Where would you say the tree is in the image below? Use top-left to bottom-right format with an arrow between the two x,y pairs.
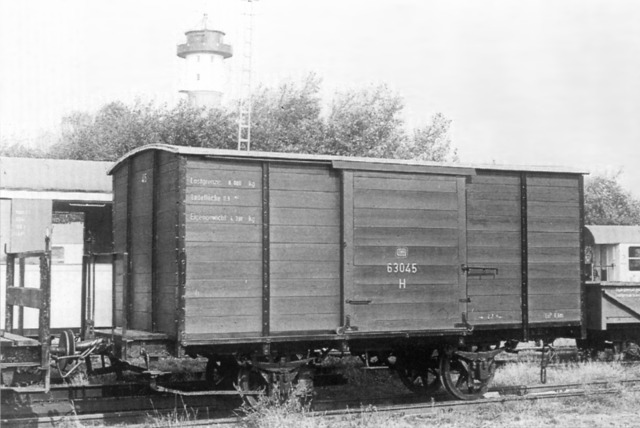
157,102 -> 236,150
395,113 -> 458,162
51,102 -> 153,160
50,100 -> 236,161
249,73 -> 324,153
322,84 -> 406,158
6,74 -> 456,163
584,173 -> 640,225
0,141 -> 47,158
1,131 -> 58,159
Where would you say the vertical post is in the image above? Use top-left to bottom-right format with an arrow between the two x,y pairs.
151,151 -> 159,332
91,254 -> 96,337
520,172 -> 529,341
5,253 -> 15,332
18,257 -> 25,336
261,162 -> 270,337
125,159 -> 134,334
121,252 -> 129,339
340,171 -> 354,327
111,253 -> 117,340
81,254 -> 89,339
578,175 -> 587,340
174,156 -> 187,353
39,243 -> 51,391
456,177 -> 468,324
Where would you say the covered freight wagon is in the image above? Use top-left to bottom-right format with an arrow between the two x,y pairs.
102,144 -> 586,400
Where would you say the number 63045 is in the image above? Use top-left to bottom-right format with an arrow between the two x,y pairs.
386,263 -> 418,274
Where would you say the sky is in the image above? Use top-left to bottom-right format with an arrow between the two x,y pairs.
1,0 -> 639,195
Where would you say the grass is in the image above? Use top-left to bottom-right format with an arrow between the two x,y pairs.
236,359 -> 640,428
46,356 -> 640,427
493,360 -> 640,387
238,395 -> 414,428
235,389 -> 640,428
145,401 -> 199,428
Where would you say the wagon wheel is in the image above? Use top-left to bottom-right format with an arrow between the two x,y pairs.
393,353 -> 440,395
439,350 -> 495,400
56,329 -> 76,375
205,356 -> 237,390
237,367 -> 268,407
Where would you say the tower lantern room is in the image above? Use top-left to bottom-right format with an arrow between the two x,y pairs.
177,15 -> 233,108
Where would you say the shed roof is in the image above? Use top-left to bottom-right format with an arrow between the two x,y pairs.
585,225 -> 640,244
108,144 -> 589,176
0,156 -> 112,193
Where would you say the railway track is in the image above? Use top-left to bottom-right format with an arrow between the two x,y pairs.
4,378 -> 640,427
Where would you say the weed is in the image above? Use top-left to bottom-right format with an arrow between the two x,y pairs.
145,400 -> 198,428
493,360 -> 633,388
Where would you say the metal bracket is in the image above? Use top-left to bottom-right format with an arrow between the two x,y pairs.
461,264 -> 499,279
539,344 -> 556,384
453,312 -> 474,332
336,315 -> 359,334
346,299 -> 372,305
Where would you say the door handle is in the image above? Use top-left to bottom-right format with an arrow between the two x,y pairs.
346,299 -> 372,305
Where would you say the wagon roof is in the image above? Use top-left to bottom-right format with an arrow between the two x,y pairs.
585,225 -> 640,244
108,144 -> 588,175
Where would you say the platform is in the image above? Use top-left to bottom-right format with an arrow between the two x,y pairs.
586,282 -> 640,330
1,331 -> 40,348
94,328 -> 171,360
1,331 -> 46,389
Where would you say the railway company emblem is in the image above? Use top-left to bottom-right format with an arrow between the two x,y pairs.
396,247 -> 408,258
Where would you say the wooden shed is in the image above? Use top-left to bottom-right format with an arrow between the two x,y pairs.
108,145 -> 585,351
0,156 -> 113,332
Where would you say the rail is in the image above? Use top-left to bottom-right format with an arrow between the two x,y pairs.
4,378 -> 640,427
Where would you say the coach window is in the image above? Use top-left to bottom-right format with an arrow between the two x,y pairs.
630,247 -> 640,271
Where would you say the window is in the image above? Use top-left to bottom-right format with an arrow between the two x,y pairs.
630,247 -> 640,271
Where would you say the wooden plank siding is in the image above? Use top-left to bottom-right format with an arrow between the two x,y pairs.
112,166 -> 128,327
527,174 -> 582,324
154,151 -> 179,336
465,172 -> 522,325
128,151 -> 155,331
183,159 -> 263,336
346,172 -> 465,332
110,147 -> 587,347
268,165 -> 341,333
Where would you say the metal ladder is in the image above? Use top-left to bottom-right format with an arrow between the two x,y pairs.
237,0 -> 256,151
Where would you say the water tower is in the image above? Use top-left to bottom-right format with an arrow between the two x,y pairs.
177,15 -> 233,108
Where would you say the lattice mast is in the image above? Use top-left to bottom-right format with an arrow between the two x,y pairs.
237,0 -> 256,151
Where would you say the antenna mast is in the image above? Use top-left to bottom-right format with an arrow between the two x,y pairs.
237,0 -> 256,151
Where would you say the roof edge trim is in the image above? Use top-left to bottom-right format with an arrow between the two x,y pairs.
108,144 -> 589,176
332,160 -> 476,176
